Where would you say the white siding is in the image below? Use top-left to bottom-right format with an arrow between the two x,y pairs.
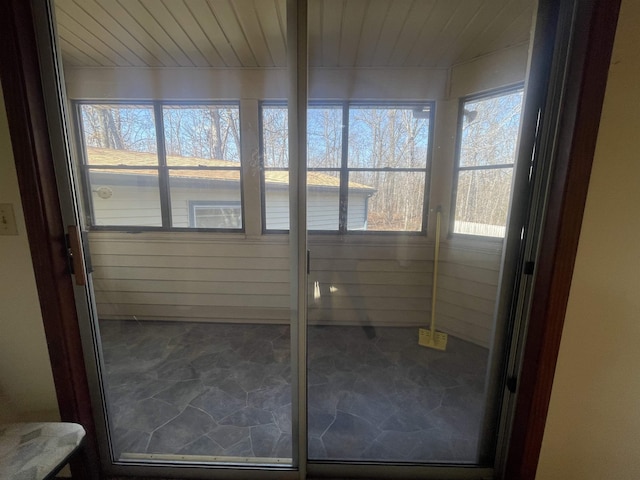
265,189 -> 368,231
89,232 -> 502,347
91,185 -> 162,227
90,233 -> 291,324
90,182 -> 368,230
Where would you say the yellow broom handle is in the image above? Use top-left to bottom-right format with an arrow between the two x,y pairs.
430,208 -> 441,334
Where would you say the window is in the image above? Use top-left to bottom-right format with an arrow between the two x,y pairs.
189,201 -> 242,229
260,102 -> 434,232
76,102 -> 242,230
452,87 -> 525,237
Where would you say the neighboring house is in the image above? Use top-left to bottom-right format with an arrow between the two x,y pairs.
83,147 -> 376,231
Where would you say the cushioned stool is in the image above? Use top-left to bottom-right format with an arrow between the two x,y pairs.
0,423 -> 86,480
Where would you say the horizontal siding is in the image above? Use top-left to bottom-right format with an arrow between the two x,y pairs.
89,232 -> 503,347
95,291 -> 288,308
90,238 -> 290,258
91,185 -> 162,226
89,182 -> 366,230
347,195 -> 367,230
96,304 -> 289,322
93,265 -> 290,283
94,278 -> 288,296
265,190 -> 368,230
434,243 -> 501,346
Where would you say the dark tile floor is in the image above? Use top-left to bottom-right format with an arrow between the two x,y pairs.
100,320 -> 489,464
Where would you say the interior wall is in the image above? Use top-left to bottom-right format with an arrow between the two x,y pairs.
536,0 -> 640,477
0,80 -> 60,422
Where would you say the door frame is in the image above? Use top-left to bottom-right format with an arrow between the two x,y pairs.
0,0 -> 621,478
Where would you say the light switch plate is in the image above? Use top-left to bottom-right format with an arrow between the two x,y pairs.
0,204 -> 18,235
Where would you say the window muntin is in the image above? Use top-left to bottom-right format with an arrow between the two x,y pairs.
261,102 -> 433,233
77,102 -> 242,231
452,87 -> 524,238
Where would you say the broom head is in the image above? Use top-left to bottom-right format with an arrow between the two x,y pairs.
418,328 -> 448,351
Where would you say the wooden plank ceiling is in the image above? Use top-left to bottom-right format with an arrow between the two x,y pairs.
54,0 -> 534,69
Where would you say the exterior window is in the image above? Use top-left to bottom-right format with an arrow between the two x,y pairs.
77,102 -> 242,230
260,102 -> 433,232
189,201 -> 242,229
452,87 -> 524,237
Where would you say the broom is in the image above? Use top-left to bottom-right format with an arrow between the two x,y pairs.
419,206 -> 448,351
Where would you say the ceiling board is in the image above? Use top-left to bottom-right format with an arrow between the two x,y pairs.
184,0 -> 243,67
209,0 -> 259,66
55,0 -> 535,70
163,0 -> 226,67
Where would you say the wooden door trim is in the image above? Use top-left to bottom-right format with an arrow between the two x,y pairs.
0,0 -> 99,478
503,0 -> 621,478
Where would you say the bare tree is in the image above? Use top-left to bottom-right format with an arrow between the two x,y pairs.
455,90 -> 523,233
81,105 -> 157,153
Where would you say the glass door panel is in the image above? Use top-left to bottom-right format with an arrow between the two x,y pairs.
306,0 -> 533,464
47,0 -> 539,473
53,0 -> 292,466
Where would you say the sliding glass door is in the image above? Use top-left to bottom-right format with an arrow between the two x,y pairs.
35,0 -> 541,477
51,0 -> 297,469
304,0 -> 531,468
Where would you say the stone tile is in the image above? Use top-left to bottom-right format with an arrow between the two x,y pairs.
190,387 -> 247,422
273,433 -> 292,458
219,407 -> 274,427
321,411 -> 381,459
379,409 -> 432,432
336,390 -> 393,426
361,439 -> 406,461
441,385 -> 485,415
272,404 -> 292,433
177,434 -> 224,456
449,435 -> 478,462
429,406 -> 482,439
250,424 -> 280,457
308,409 -> 335,437
308,437 -> 327,459
111,428 -> 150,458
218,379 -> 248,400
147,406 -> 216,454
102,321 -> 489,463
248,384 -> 291,411
375,430 -> 430,459
407,428 -> 456,462
153,379 -> 209,410
189,352 -> 223,371
386,388 -> 444,420
155,359 -> 199,382
226,362 -> 268,391
223,437 -> 254,457
113,397 -> 180,433
208,425 -> 250,449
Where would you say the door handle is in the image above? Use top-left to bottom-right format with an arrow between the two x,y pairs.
67,225 -> 87,286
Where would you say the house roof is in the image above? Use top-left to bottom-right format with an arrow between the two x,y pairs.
85,147 -> 375,192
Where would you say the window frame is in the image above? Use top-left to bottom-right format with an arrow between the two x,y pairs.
259,100 -> 435,235
73,100 -> 245,233
450,84 -> 525,240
